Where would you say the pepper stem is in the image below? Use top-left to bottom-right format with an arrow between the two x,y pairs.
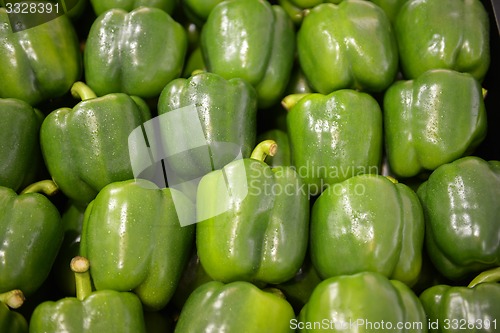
71,81 -> 97,101
468,267 -> 500,288
281,93 -> 309,111
250,140 -> 277,163
385,176 -> 399,184
0,290 -> 25,309
71,256 -> 92,301
20,180 -> 59,196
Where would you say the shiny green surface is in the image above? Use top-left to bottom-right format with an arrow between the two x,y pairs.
158,72 -> 257,181
196,155 -> 309,285
40,82 -> 151,206
201,0 -> 295,108
84,7 -> 187,98
297,0 -> 398,93
175,281 -> 295,333
286,90 -> 382,194
311,174 -> 425,286
0,8 -> 81,106
0,98 -> 44,192
80,179 -> 195,310
420,268 -> 500,333
395,0 -> 490,80
384,69 -> 487,178
0,185 -> 63,296
29,290 -> 146,333
417,157 -> 500,281
0,302 -> 27,333
299,272 -> 427,332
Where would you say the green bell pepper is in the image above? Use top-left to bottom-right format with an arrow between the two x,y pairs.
0,180 -> 63,297
311,174 -> 425,286
297,0 -> 398,94
0,98 -> 44,192
157,71 -> 257,182
84,7 -> 187,98
0,7 -> 82,106
417,156 -> 500,281
201,0 -> 295,108
29,256 -> 147,333
384,69 -> 487,178
420,267 -> 500,332
196,140 -> 310,285
80,179 -> 195,310
0,290 -> 28,333
175,281 -> 296,333
40,81 -> 151,206
395,0 -> 490,81
89,0 -> 178,16
284,90 -> 382,195
297,272 -> 428,332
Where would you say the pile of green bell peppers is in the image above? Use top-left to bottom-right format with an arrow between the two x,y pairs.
0,0 -> 498,331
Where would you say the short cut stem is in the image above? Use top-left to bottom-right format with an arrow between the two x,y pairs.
71,256 -> 92,301
0,290 -> 25,309
71,81 -> 98,101
21,180 -> 59,196
250,140 -> 277,163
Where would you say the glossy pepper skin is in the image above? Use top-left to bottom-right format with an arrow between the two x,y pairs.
311,174 -> 425,286
420,268 -> 500,333
201,0 -> 295,108
40,82 -> 151,206
80,179 -> 195,310
0,181 -> 63,296
157,71 -> 257,181
395,0 -> 490,81
30,257 -> 147,333
0,290 -> 28,333
175,281 -> 295,333
297,272 -> 428,332
384,69 -> 487,178
84,7 -> 187,98
0,8 -> 81,106
90,0 -> 178,16
285,90 -> 382,195
297,0 -> 398,94
417,156 -> 500,281
196,141 -> 309,285
0,98 -> 44,192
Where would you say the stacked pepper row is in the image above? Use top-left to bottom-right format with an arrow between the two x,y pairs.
0,0 -> 499,332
